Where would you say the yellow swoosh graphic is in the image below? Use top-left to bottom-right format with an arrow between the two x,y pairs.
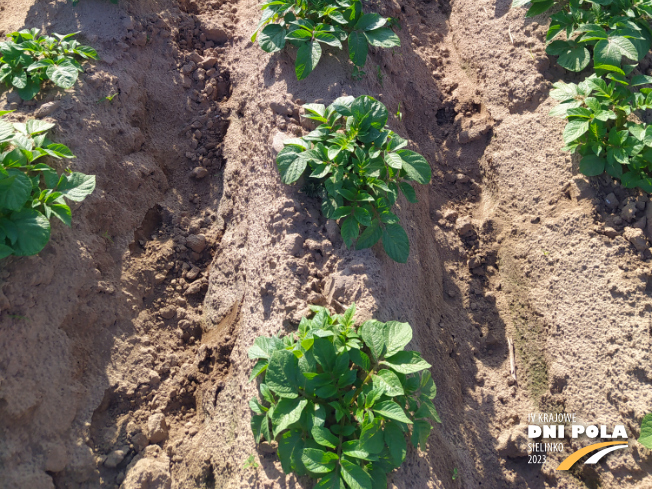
556,441 -> 628,470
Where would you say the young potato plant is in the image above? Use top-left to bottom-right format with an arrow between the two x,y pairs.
640,413 -> 652,449
0,28 -> 97,100
276,95 -> 432,263
252,0 -> 400,80
513,0 -> 652,74
248,304 -> 441,489
0,112 -> 96,258
550,73 -> 652,190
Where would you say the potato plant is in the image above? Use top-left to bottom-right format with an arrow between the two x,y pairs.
0,113 -> 96,258
0,29 -> 97,100
276,95 -> 432,263
248,304 -> 441,489
512,0 -> 652,191
252,0 -> 400,80
514,0 -> 651,74
640,413 -> 652,449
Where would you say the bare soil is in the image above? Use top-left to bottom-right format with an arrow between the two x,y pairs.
0,0 -> 651,488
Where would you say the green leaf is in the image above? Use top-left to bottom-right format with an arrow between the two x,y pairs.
556,43 -> 590,72
0,170 -> 32,211
16,80 -> 40,101
314,31 -> 342,48
356,218 -> 382,250
411,419 -> 431,450
296,40 -> 322,80
563,120 -> 590,144
364,28 -> 400,48
415,396 -> 441,423
382,223 -> 410,263
359,320 -> 386,361
26,119 -> 54,135
595,37 -> 638,67
311,425 -> 339,449
55,172 -> 95,202
11,70 -> 27,89
249,359 -> 268,381
301,448 -> 338,474
355,13 -> 386,31
348,30 -> 368,67
353,206 -> 372,226
385,152 -> 402,169
9,208 -> 50,256
46,60 -> 79,89
383,321 -> 413,357
313,336 -> 337,371
248,336 -> 284,360
579,154 -> 606,176
277,147 -> 306,184
278,429 -> 306,475
373,400 -> 413,424
396,150 -> 431,184
525,0 -> 554,17
384,421 -> 407,467
340,459 -> 373,489
271,397 -> 308,436
315,472 -> 346,489
259,24 -> 286,52
341,215 -> 359,248
266,349 -> 300,398
511,0 -> 531,6
360,418 -> 384,454
639,413 -> 652,449
49,203 -> 72,226
368,463 -> 388,489
0,243 -> 14,259
373,369 -> 404,396
342,440 -> 377,460
399,182 -> 417,203
43,143 -> 74,158
251,414 -> 265,443
381,351 -> 431,374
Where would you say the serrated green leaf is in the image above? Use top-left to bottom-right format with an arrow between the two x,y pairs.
381,351 -> 431,374
272,397 -> 308,436
381,223 -> 409,263
341,459 -> 373,489
373,400 -> 412,424
302,448 -> 338,474
383,321 -> 412,357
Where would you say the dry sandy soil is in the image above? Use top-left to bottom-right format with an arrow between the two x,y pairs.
0,0 -> 651,488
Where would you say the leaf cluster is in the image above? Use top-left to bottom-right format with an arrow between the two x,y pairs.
640,412 -> 652,449
248,304 -> 440,489
512,0 -> 652,190
276,95 -> 432,263
252,0 -> 400,80
0,112 -> 96,258
514,0 -> 652,74
550,74 -> 652,189
0,28 -> 97,101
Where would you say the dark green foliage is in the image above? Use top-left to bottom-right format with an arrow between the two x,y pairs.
0,29 -> 97,100
512,0 -> 652,191
276,95 -> 432,263
252,0 -> 400,80
0,113 -> 96,258
248,304 -> 441,489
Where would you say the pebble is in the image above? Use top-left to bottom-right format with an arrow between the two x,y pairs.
443,209 -> 458,222
605,192 -> 619,210
104,449 -> 127,469
186,267 -> 201,281
191,167 -> 208,179
624,227 -> 649,251
146,413 -> 169,443
160,306 -> 176,319
186,234 -> 206,253
621,202 -> 638,222
35,101 -> 61,118
603,227 -> 619,239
